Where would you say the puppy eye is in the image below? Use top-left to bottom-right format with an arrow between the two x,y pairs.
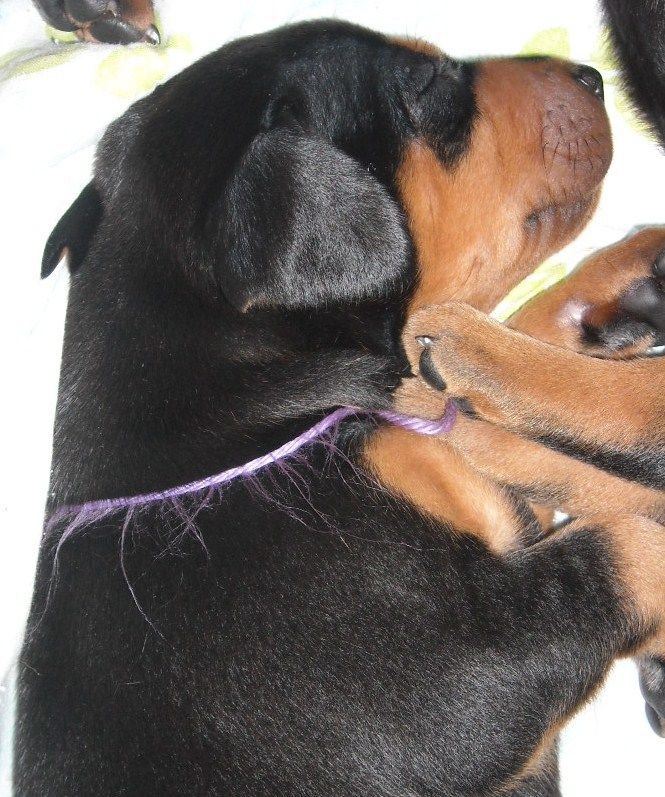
406,60 -> 437,96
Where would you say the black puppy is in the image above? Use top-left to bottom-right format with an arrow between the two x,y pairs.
15,12 -> 661,797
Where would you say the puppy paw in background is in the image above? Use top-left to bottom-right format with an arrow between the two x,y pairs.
33,0 -> 159,45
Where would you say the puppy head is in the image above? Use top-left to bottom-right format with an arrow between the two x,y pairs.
400,55 -> 612,312
44,21 -> 611,341
84,22 -> 437,314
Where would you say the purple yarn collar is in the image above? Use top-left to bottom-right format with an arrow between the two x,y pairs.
47,403 -> 457,527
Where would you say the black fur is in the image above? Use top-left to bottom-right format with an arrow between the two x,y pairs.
41,182 -> 103,278
603,0 -> 665,145
14,16 -> 659,797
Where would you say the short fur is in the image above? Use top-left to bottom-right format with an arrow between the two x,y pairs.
15,6 -> 665,796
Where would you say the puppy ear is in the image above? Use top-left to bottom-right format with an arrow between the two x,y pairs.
210,128 -> 410,310
42,182 -> 103,279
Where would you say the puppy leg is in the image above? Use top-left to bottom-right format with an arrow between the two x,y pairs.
399,302 -> 665,489
478,512 -> 665,792
448,415 -> 665,521
399,308 -> 665,739
441,230 -> 665,516
510,236 -> 665,737
508,226 -> 665,358
511,512 -> 665,657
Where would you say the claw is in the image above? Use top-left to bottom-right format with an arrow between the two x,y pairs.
142,23 -> 160,45
418,347 -> 447,392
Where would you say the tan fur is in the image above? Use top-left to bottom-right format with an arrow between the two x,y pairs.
399,58 -> 610,314
449,415 -> 665,521
364,425 -> 521,554
509,226 -> 665,357
398,302 -> 663,449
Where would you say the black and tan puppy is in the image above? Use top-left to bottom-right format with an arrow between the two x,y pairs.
15,9 -> 660,797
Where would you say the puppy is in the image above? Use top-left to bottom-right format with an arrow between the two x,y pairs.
16,13 -> 648,797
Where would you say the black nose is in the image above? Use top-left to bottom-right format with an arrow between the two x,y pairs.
572,64 -> 604,100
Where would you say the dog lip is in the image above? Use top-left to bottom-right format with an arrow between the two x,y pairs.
524,192 -> 593,233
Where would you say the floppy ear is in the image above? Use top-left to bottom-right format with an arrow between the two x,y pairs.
210,128 -> 410,310
42,182 -> 103,279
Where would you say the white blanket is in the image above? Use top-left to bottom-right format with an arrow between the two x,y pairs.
2,1 -> 664,793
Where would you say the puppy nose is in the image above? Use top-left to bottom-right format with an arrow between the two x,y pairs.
572,64 -> 604,100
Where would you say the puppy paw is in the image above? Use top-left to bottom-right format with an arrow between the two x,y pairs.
638,656 -> 665,738
35,0 -> 159,45
509,227 -> 665,358
397,303 -> 518,425
582,250 -> 665,356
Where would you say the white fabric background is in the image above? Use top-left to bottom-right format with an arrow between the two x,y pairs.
1,0 -> 664,793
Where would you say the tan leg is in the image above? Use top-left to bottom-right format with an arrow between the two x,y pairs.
398,302 -> 665,488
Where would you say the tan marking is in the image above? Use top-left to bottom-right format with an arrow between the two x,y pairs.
449,416 -> 665,521
398,302 -> 663,452
509,226 -> 665,357
364,425 -> 522,554
397,58 -> 610,313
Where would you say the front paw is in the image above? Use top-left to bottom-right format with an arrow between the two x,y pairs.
638,656 -> 665,738
533,227 -> 665,358
34,0 -> 159,45
508,227 -> 665,358
397,303 -> 513,424
582,259 -> 665,356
